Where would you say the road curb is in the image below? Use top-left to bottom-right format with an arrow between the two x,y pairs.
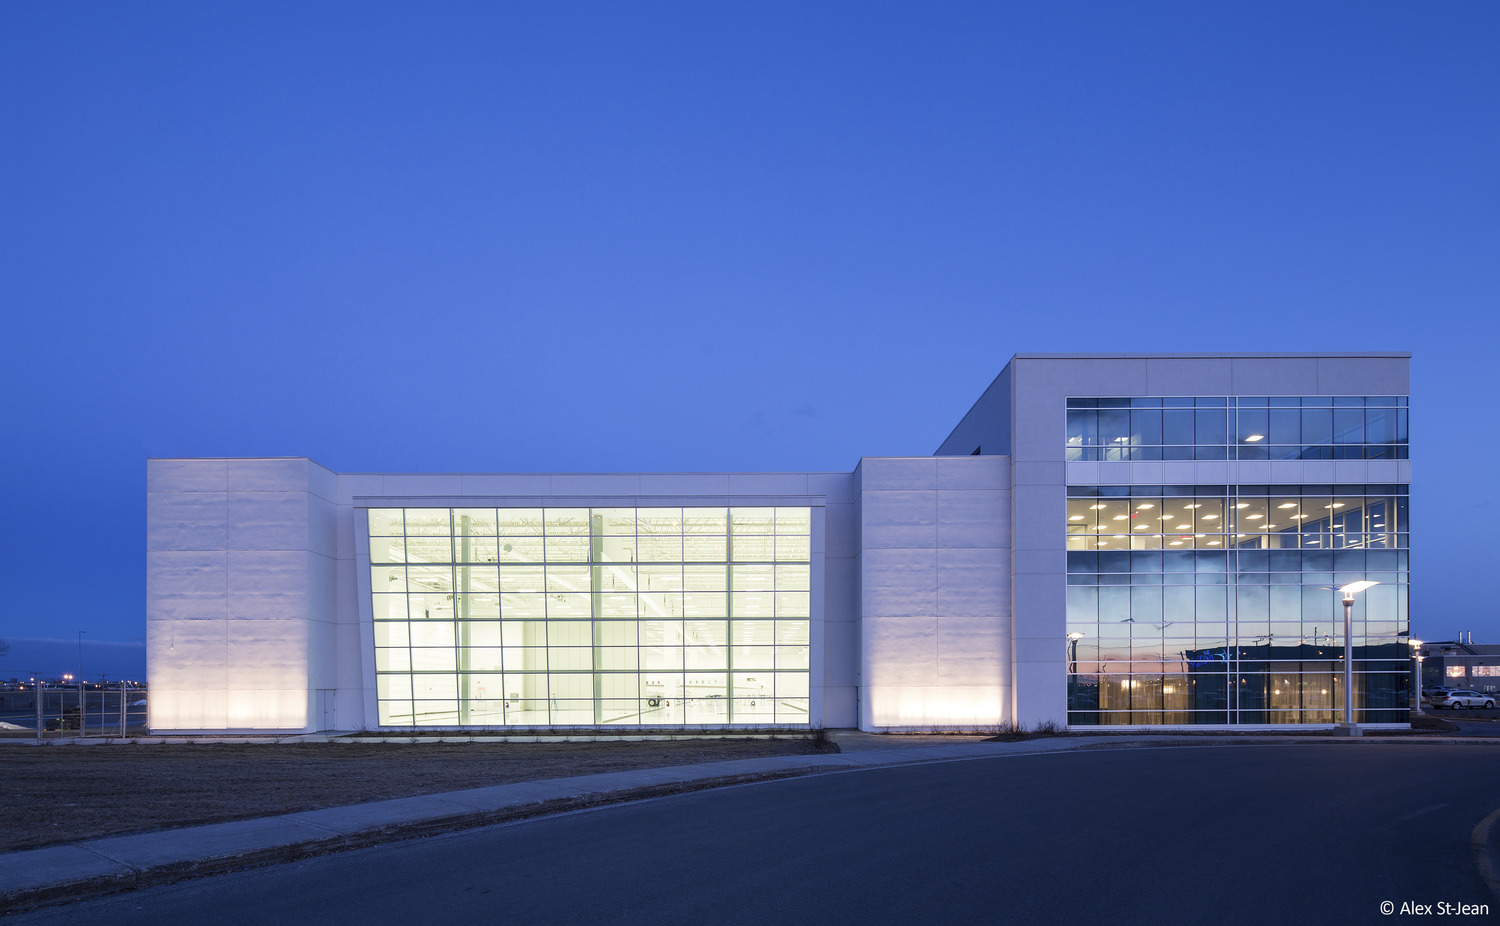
0,764 -> 838,915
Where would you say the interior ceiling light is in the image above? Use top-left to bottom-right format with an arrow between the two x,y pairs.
1134,524 -> 1148,530
1247,514 -> 1264,520
1113,515 -> 1129,521
1160,514 -> 1174,520
1244,434 -> 1264,442
1090,504 -> 1107,510
1069,515 -> 1085,521
1208,541 -> 1222,546
1202,514 -> 1219,520
1278,503 -> 1298,509
1185,504 -> 1201,509
1169,541 -> 1184,546
1176,524 -> 1190,529
1235,503 -> 1249,509
1325,503 -> 1346,509
1136,503 -> 1154,510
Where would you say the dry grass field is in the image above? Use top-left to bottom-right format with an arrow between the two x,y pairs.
0,738 -> 836,852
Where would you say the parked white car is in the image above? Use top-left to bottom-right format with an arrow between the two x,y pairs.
1430,689 -> 1496,710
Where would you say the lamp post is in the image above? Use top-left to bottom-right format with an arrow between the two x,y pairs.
1067,632 -> 1084,711
1410,639 -> 1424,715
77,630 -> 85,738
1335,581 -> 1379,736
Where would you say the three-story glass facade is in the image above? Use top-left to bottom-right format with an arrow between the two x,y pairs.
1063,395 -> 1410,726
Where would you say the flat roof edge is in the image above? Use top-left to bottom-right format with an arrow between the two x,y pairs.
1010,352 -> 1412,359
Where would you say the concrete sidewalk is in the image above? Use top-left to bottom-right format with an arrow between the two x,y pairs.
5,732 -> 1499,914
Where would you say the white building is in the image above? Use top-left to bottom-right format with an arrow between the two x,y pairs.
146,352 -> 1411,734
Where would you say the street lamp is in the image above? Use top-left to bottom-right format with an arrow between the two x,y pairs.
1335,580 -> 1379,736
1410,639 -> 1424,714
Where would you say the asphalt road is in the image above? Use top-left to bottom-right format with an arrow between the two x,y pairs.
9,744 -> 1498,925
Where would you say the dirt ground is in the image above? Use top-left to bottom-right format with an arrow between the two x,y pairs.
0,738 -> 837,853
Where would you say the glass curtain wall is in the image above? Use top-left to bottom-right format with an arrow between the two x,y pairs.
368,507 -> 812,727
1065,484 -> 1409,726
1066,396 -> 1408,462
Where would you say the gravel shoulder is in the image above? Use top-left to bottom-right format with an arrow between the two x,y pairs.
0,738 -> 836,853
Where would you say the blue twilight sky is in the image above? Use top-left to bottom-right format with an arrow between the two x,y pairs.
2,2 -> 1497,679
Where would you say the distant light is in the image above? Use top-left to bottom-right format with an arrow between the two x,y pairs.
1244,434 -> 1265,442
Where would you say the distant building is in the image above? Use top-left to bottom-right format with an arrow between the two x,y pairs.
147,352 -> 1410,733
1419,641 -> 1500,694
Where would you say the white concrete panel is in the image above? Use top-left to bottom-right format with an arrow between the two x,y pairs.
936,490 -> 1009,549
340,474 -> 385,500
1334,461 -> 1369,483
858,458 -> 937,491
308,551 -> 337,622
859,548 -> 938,618
823,556 -> 858,622
308,496 -> 338,559
227,689 -> 308,731
148,459 -> 228,493
859,491 -> 938,549
227,492 -> 309,552
821,686 -> 857,728
226,551 -> 308,620
1012,487 -> 1063,552
1065,461 -> 1099,484
1316,356 -> 1409,395
1230,357 -> 1319,395
1014,462 -> 1063,486
638,473 -> 732,495
1195,462 -> 1229,484
1145,357 -> 1233,396
1014,548 -> 1065,575
1397,461 -> 1412,483
382,474 -> 466,496
1012,661 -> 1066,727
147,493 -> 228,551
334,620 -> 368,703
1015,635 -> 1067,665
146,618 -> 227,689
308,461 -> 338,502
1161,462 -> 1196,485
335,506 -> 359,561
1013,573 -> 1066,638
822,620 -> 859,687
227,623 -> 308,691
935,548 -> 1008,618
725,473 -> 810,495
457,474 -> 552,495
308,616 -> 336,692
149,691 -> 229,731
148,551 -> 229,602
227,459 -> 309,493
1368,460 -> 1400,483
935,457 -> 1008,490
1096,462 -> 1132,484
147,596 -> 230,621
862,616 -> 938,686
866,685 -> 1003,728
824,503 -> 858,557
936,617 -> 1006,685
808,472 -> 857,504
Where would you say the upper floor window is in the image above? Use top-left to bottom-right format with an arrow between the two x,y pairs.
1066,396 -> 1408,461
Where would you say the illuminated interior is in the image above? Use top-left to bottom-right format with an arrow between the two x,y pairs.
368,506 -> 812,727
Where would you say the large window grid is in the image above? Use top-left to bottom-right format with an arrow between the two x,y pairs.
369,507 -> 813,727
1065,485 -> 1409,726
1066,396 -> 1408,461
1065,483 -> 1408,551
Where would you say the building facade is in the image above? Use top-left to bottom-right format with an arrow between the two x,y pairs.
146,352 -> 1410,734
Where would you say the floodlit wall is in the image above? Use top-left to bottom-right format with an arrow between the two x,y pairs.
856,456 -> 1011,730
146,458 -> 338,733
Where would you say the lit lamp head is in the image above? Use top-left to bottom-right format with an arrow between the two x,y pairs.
1339,580 -> 1379,604
1067,632 -> 1085,641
